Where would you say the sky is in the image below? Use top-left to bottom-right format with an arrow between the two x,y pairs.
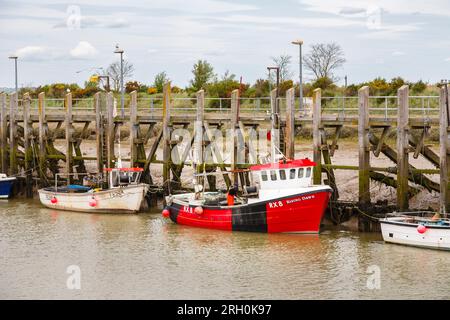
0,0 -> 449,89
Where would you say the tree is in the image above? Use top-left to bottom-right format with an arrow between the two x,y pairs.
271,55 -> 293,82
125,81 -> 140,93
153,71 -> 169,93
106,60 -> 134,91
303,43 -> 346,81
190,60 -> 215,91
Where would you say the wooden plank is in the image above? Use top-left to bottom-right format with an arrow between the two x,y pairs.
94,92 -> 103,172
0,93 -> 7,173
129,91 -> 138,167
106,92 -> 115,167
312,88 -> 322,184
38,92 -> 48,181
162,82 -> 171,195
440,85 -> 450,215
65,92 -> 73,184
397,85 -> 409,211
285,87 -> 295,159
270,88 -> 279,162
9,92 -> 17,176
194,90 -> 205,187
230,89 -> 239,187
23,93 -> 33,197
358,86 -> 370,205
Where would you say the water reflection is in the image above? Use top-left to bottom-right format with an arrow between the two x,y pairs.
0,200 -> 449,299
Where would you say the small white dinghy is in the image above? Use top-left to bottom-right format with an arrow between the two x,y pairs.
380,212 -> 450,250
38,168 -> 149,214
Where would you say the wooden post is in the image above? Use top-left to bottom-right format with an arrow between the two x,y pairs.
65,92 -> 73,184
397,85 -> 409,211
106,92 -> 115,168
94,92 -> 103,172
162,82 -> 171,195
23,93 -> 33,197
312,88 -> 322,184
9,92 -> 17,176
285,87 -> 295,159
440,85 -> 450,215
195,90 -> 204,185
38,92 -> 47,182
0,93 -> 7,173
358,86 -> 370,206
230,89 -> 239,187
270,89 -> 279,162
129,91 -> 138,167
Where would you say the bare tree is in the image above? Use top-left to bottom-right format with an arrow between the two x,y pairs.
271,55 -> 293,82
106,60 -> 135,91
303,43 -> 345,81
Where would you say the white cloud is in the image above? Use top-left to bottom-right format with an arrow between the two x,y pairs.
392,51 -> 406,56
300,0 -> 450,17
445,57 -> 450,62
14,46 -> 51,60
69,41 -> 98,59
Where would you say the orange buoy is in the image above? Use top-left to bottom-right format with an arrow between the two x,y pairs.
417,224 -> 427,234
194,206 -> 203,215
162,208 -> 170,218
89,198 -> 97,207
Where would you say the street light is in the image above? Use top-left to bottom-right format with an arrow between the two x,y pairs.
267,66 -> 280,97
114,44 -> 125,119
291,39 -> 303,113
8,55 -> 18,95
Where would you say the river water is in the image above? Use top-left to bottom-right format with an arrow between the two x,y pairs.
0,199 -> 449,300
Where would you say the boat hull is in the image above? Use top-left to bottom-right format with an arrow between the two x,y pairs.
0,177 -> 16,199
38,184 -> 149,213
167,189 -> 331,233
380,218 -> 450,250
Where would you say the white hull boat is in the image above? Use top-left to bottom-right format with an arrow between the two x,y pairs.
380,214 -> 450,251
38,167 -> 149,214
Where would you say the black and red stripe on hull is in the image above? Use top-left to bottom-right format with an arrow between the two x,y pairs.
168,189 -> 331,233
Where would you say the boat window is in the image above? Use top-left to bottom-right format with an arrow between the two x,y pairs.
289,168 -> 296,179
298,168 -> 304,178
306,167 -> 312,177
261,171 -> 268,181
270,170 -> 277,181
279,169 -> 286,180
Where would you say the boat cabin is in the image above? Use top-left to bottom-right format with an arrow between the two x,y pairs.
250,158 -> 315,192
103,167 -> 143,188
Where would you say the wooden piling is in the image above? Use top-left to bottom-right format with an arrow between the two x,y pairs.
230,89 -> 240,187
106,92 -> 115,168
162,82 -> 171,195
440,86 -> 450,215
312,88 -> 322,185
270,89 -> 279,162
65,92 -> 73,184
23,93 -> 33,197
195,90 -> 204,185
94,92 -> 103,172
129,91 -> 138,167
0,93 -> 7,173
9,92 -> 17,176
285,87 -> 295,159
397,85 -> 409,211
38,92 -> 47,182
358,86 -> 370,206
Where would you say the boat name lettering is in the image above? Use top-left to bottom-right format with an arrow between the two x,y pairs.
110,190 -> 125,198
183,206 -> 194,214
286,195 -> 315,204
268,201 -> 283,208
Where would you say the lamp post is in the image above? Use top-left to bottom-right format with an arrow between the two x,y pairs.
8,55 -> 18,95
291,39 -> 303,113
114,44 -> 125,119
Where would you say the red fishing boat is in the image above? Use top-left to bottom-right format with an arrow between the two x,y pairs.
163,158 -> 332,233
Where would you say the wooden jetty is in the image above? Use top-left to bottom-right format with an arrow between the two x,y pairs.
0,83 -> 449,231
